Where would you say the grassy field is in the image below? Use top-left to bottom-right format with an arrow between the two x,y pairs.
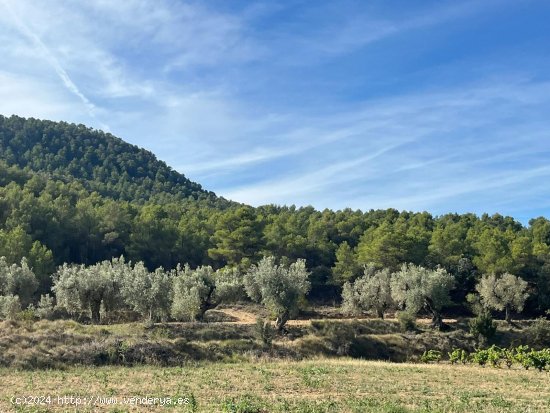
1,359 -> 549,412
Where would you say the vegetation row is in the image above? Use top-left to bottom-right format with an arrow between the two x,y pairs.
0,253 -> 539,333
422,345 -> 550,372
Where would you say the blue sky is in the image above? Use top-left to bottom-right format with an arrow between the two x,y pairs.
1,0 -> 550,222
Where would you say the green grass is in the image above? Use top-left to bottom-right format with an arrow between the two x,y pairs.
1,359 -> 549,412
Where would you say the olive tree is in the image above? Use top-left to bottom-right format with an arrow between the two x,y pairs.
35,294 -> 55,320
0,257 -> 38,308
171,264 -> 247,321
121,262 -> 172,322
52,257 -> 127,323
0,295 -> 21,320
341,265 -> 392,318
171,265 -> 215,321
391,263 -> 455,329
476,272 -> 529,323
212,267 -> 246,304
244,256 -> 310,331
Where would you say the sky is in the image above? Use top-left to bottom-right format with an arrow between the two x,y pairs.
1,0 -> 550,223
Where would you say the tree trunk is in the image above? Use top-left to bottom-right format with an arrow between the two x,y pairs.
377,308 -> 385,319
197,287 -> 216,321
275,311 -> 289,333
505,305 -> 512,324
425,298 -> 443,330
430,312 -> 443,330
90,301 -> 101,324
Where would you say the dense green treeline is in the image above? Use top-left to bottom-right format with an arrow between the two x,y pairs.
1,115 -> 550,317
2,159 -> 550,315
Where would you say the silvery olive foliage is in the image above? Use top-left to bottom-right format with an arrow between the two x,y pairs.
390,263 -> 455,328
51,255 -> 248,324
476,272 -> 529,323
341,264 -> 393,318
0,294 -> 21,320
212,267 -> 246,304
120,262 -> 172,322
53,257 -> 129,323
244,256 -> 310,331
35,294 -> 55,320
0,257 -> 38,308
171,264 -> 215,321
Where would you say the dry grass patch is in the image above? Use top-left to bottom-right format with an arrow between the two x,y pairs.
0,359 -> 549,412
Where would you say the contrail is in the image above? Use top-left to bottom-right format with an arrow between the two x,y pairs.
1,0 -> 105,125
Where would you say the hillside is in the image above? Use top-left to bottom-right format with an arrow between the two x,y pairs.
1,115 -> 550,319
0,115 -> 214,203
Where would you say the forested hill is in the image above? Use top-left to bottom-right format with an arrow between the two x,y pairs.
0,115 -> 214,203
2,115 -> 550,317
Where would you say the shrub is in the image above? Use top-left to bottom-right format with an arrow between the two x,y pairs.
500,348 -> 515,368
448,348 -> 468,364
528,349 -> 550,372
17,307 -> 36,323
445,345 -> 550,372
470,348 -> 490,366
469,311 -> 496,344
254,318 -> 275,348
526,317 -> 550,347
513,345 -> 532,370
0,295 -> 21,320
397,311 -> 416,332
486,345 -> 502,367
0,257 -> 38,308
512,346 -> 550,371
420,350 -> 442,363
36,294 -> 55,320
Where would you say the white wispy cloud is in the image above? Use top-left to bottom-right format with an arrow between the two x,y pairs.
0,0 -> 548,220
220,77 -> 550,210
0,0 -> 99,120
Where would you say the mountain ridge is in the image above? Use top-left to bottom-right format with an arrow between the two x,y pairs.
0,114 -> 219,204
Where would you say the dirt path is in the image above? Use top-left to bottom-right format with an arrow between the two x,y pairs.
213,307 -> 457,326
216,308 -> 456,326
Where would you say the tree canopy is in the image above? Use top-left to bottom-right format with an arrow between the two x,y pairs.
1,115 -> 550,320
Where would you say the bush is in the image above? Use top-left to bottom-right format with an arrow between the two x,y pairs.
512,345 -> 550,371
254,318 -> 275,348
36,294 -> 55,320
397,311 -> 416,332
420,350 -> 441,363
469,311 -> 496,344
513,345 -> 532,369
526,317 -> 550,347
448,348 -> 468,364
527,348 -> 550,372
17,308 -> 36,322
0,295 -> 22,320
486,345 -> 503,367
470,348 -> 490,366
